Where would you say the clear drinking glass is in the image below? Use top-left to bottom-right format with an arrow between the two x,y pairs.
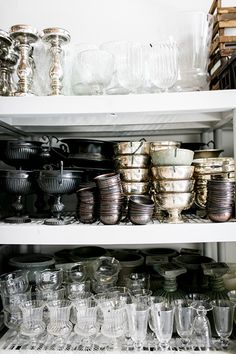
100,41 -> 144,94
0,270 -> 29,296
126,302 -> 150,350
74,297 -> 98,348
150,302 -> 175,350
19,300 -> 46,338
149,38 -> 178,92
97,293 -> 127,349
125,272 -> 150,291
174,299 -> 195,349
211,299 -> 236,350
72,49 -> 114,95
191,300 -> 213,350
35,268 -> 63,291
47,299 -> 72,338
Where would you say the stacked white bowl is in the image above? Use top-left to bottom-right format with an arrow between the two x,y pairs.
150,143 -> 195,223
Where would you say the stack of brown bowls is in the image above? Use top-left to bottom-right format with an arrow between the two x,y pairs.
76,185 -> 98,223
128,195 -> 154,225
192,157 -> 235,210
150,145 -> 195,223
94,172 -> 125,225
206,179 -> 235,222
113,141 -> 150,197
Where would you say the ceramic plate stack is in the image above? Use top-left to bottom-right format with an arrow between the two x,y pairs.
150,146 -> 195,223
192,157 -> 235,210
206,179 -> 235,222
113,141 -> 150,198
94,172 -> 125,225
76,184 -> 98,223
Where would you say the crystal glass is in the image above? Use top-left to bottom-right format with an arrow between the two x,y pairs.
148,296 -> 166,333
211,299 -> 236,350
66,281 -> 91,298
35,268 -> 63,291
228,290 -> 236,324
100,41 -> 144,94
150,302 -> 175,350
191,300 -> 213,350
125,272 -> 150,291
68,291 -> 93,324
131,289 -> 152,306
0,270 -> 29,296
126,302 -> 150,350
92,256 -> 120,293
72,48 -> 114,95
96,293 -> 127,349
47,299 -> 72,338
64,262 -> 87,283
19,300 -> 46,338
149,38 -> 178,92
74,297 -> 98,348
174,299 -> 195,349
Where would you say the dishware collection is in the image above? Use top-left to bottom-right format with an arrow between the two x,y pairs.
0,137 -> 234,225
1,247 -> 236,351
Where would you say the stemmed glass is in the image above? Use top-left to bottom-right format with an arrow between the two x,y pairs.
19,300 -> 46,348
149,38 -> 178,92
35,268 -> 63,291
126,301 -> 150,350
174,299 -> 195,350
73,296 -> 98,349
46,299 -> 72,347
96,293 -> 127,350
191,300 -> 213,350
150,301 -> 175,350
72,48 -> 114,95
211,299 -> 236,350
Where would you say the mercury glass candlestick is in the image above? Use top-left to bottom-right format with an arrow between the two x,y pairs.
41,27 -> 70,95
10,24 -> 38,96
0,29 -> 18,96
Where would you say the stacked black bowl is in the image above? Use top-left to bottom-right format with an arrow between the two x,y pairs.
94,173 -> 125,225
128,195 -> 154,225
206,179 -> 235,222
76,185 -> 98,223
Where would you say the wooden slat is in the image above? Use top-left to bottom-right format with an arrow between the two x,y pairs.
218,7 -> 236,14
215,13 -> 236,21
218,19 -> 236,27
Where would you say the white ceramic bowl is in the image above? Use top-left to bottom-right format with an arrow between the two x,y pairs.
151,148 -> 194,166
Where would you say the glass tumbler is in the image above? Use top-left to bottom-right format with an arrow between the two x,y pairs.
74,297 -> 98,338
19,300 -> 46,338
149,38 -> 178,92
72,49 -> 114,95
174,299 -> 195,349
47,299 -> 72,338
100,41 -> 144,94
125,272 -> 150,291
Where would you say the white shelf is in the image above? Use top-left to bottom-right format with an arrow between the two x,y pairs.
0,90 -> 235,136
0,217 -> 235,245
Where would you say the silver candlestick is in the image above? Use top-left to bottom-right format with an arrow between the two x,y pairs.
0,29 -> 17,96
10,24 -> 38,96
41,27 -> 70,95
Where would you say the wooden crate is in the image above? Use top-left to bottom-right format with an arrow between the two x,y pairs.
209,0 -> 236,57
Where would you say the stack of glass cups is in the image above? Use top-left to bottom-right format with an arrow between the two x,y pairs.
0,270 -> 30,337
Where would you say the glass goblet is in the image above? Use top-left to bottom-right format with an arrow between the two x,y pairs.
211,299 -> 236,350
35,268 -> 63,291
126,302 -> 150,350
191,300 -> 213,350
150,302 -> 175,351
73,297 -> 98,349
174,299 -> 195,350
19,300 -> 46,341
72,48 -> 114,95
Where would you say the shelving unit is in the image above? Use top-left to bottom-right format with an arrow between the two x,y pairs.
0,90 -> 236,353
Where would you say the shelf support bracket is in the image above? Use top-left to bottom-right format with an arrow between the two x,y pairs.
0,119 -> 30,137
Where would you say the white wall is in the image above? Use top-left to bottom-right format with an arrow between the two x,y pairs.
1,0 -> 212,44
